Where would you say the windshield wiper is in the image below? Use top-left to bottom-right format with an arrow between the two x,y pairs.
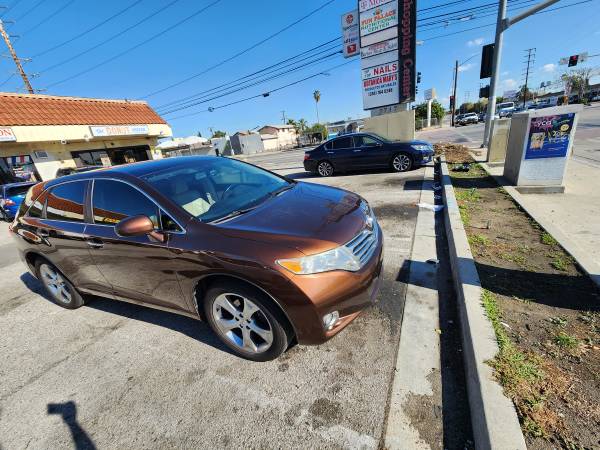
211,206 -> 258,224
269,183 -> 295,198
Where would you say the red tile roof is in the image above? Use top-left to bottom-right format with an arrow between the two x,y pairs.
0,92 -> 167,126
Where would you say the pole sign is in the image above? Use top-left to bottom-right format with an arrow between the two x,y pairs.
0,127 -> 16,142
341,10 -> 359,58
358,0 -> 415,110
525,113 -> 575,159
424,88 -> 436,101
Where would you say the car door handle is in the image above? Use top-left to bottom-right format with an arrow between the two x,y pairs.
87,239 -> 104,249
353,149 -> 362,152
37,228 -> 50,238
326,151 -> 334,154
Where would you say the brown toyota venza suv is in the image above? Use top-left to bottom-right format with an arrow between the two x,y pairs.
10,156 -> 383,361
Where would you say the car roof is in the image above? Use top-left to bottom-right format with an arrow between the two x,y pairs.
44,156 -> 224,188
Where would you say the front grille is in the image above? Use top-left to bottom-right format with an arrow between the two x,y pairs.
345,224 -> 378,267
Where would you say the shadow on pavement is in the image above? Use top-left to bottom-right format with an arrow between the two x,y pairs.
47,401 -> 96,450
20,273 -> 236,357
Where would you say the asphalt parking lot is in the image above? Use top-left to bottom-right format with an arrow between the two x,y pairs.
0,150 -> 425,449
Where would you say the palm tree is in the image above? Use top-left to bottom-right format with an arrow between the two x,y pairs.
313,90 -> 321,123
298,118 -> 308,133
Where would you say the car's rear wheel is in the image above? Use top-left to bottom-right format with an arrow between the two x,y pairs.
317,160 -> 334,177
203,281 -> 292,361
36,260 -> 84,309
0,208 -> 5,221
391,153 -> 412,172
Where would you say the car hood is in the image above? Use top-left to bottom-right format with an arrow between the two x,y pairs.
215,182 -> 368,255
389,139 -> 431,148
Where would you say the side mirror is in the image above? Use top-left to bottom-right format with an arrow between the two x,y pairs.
115,215 -> 165,243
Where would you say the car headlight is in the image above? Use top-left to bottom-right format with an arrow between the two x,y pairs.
277,246 -> 360,275
411,144 -> 431,152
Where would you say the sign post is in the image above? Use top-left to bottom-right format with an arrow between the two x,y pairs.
424,88 -> 436,128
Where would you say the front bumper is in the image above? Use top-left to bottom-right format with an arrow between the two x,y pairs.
282,224 -> 384,345
416,151 -> 434,165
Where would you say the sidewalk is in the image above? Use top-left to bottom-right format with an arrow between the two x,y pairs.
481,158 -> 600,287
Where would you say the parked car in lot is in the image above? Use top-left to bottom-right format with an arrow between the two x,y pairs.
457,112 -> 479,126
10,156 -> 383,361
303,132 -> 433,177
0,182 -> 37,221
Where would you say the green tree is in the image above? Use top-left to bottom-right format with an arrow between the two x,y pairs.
210,130 -> 226,138
313,90 -> 321,123
298,118 -> 308,133
562,68 -> 594,102
308,123 -> 326,141
414,100 -> 445,121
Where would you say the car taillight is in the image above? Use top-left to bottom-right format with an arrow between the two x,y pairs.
3,199 -> 15,206
304,154 -> 310,160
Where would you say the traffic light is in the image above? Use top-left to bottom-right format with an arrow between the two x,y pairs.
479,85 -> 490,98
568,55 -> 579,67
416,86 -> 419,94
449,95 -> 455,108
480,44 -> 494,79
416,72 -> 422,84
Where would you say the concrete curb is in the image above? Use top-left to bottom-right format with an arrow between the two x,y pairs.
480,162 -> 600,288
440,160 -> 526,450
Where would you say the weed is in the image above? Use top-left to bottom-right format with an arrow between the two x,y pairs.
523,417 -> 545,438
549,317 -> 567,327
497,186 -> 508,195
459,204 -> 470,226
551,256 -> 568,271
541,232 -> 558,246
468,234 -> 489,247
455,187 -> 481,202
554,332 -> 579,349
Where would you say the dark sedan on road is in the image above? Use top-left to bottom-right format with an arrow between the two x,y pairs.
10,156 -> 383,361
303,132 -> 434,177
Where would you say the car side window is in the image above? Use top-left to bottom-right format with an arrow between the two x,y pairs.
357,136 -> 380,147
332,137 -> 353,150
324,141 -> 333,150
46,181 -> 87,223
92,180 -> 159,227
25,190 -> 48,218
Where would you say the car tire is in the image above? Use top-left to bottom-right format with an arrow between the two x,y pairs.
0,208 -> 5,221
391,153 -> 413,172
316,160 -> 334,177
35,259 -> 84,309
203,281 -> 292,361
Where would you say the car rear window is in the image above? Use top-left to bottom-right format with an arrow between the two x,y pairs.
5,185 -> 32,197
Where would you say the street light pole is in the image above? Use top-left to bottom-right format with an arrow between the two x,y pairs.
482,0 -> 507,148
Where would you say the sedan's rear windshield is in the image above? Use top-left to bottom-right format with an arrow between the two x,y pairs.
142,158 -> 291,223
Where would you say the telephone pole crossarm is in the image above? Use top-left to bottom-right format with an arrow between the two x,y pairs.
0,18 -> 33,93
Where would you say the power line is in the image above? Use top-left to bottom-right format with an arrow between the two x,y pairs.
10,0 -> 45,23
36,0 -> 182,73
0,0 -> 24,18
155,38 -> 341,111
139,0 -> 338,99
43,0 -> 221,89
159,51 -> 343,115
0,72 -> 15,87
20,0 -> 76,37
31,0 -> 145,58
168,59 -> 357,121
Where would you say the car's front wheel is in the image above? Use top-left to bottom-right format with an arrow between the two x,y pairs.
391,153 -> 412,172
317,160 -> 334,177
36,260 -> 84,309
203,281 -> 292,361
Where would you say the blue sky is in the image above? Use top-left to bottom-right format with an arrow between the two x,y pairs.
1,0 -> 599,137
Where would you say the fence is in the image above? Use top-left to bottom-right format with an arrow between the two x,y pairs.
415,117 -> 442,130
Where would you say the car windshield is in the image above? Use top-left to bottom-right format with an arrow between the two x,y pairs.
142,157 -> 292,223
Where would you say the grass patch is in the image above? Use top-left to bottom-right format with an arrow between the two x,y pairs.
468,234 -> 489,247
482,290 -> 554,437
551,255 -> 569,271
459,204 -> 471,226
455,187 -> 481,202
541,232 -> 558,246
554,332 -> 579,349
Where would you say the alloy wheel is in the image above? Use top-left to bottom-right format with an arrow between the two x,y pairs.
40,264 -> 72,304
393,154 -> 411,172
317,161 -> 333,177
211,293 -> 274,354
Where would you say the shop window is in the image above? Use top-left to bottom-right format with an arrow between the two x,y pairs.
92,180 -> 159,227
46,181 -> 87,223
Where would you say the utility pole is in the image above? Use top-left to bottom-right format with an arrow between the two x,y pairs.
0,18 -> 33,93
521,48 -> 536,107
482,0 -> 559,148
451,60 -> 458,127
281,110 -> 286,124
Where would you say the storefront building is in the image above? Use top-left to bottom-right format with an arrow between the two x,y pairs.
0,92 -> 172,182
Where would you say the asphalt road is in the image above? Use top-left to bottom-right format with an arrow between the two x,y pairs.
417,104 -> 600,165
0,154 -> 424,449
